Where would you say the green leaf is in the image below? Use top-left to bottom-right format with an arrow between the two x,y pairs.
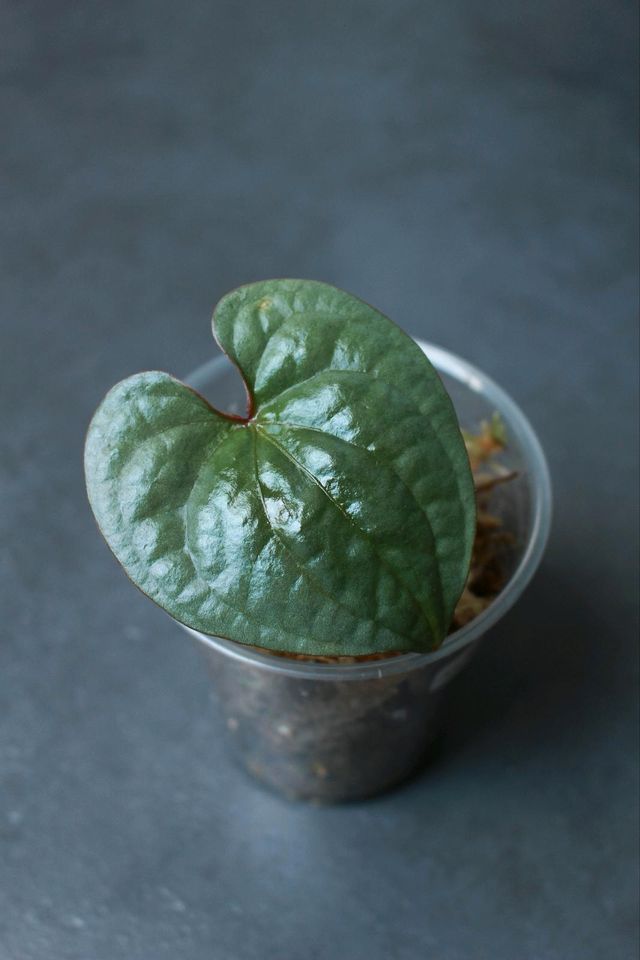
84,280 -> 475,655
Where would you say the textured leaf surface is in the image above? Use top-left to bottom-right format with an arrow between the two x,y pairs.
84,280 -> 475,655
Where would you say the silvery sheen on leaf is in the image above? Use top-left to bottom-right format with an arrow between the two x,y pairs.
84,280 -> 475,656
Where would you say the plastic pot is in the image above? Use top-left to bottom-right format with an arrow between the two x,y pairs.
181,341 -> 552,802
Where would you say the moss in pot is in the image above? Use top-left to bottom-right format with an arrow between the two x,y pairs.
85,280 -> 549,801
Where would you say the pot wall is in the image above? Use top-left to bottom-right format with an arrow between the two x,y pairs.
202,642 -> 475,801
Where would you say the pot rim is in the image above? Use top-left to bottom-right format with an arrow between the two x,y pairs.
181,339 -> 552,681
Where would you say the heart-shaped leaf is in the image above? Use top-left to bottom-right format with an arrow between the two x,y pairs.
85,280 -> 475,655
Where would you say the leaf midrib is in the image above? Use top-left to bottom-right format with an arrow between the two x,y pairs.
255,424 -> 438,643
250,428 -> 414,646
255,364 -> 472,609
260,420 -> 446,624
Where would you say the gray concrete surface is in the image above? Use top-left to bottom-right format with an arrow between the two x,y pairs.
1,2 -> 638,958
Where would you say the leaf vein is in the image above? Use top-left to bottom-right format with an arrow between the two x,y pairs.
255,425 -> 437,644
268,420 -> 446,625
251,429 -> 413,646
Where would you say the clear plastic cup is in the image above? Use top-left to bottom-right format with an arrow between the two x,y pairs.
181,341 -> 552,802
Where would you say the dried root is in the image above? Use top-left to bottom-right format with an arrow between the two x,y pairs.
453,413 -> 516,629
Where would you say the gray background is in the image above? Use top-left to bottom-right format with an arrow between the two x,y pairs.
1,2 -> 638,958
